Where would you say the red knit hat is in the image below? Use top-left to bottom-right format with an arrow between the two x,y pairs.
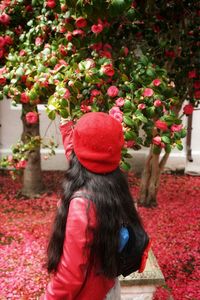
73,112 -> 124,173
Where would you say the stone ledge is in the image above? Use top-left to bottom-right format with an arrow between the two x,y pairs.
119,250 -> 165,286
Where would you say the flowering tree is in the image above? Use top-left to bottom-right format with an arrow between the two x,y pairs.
0,0 -> 199,205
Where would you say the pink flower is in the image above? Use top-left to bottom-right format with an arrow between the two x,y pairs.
143,88 -> 154,97
19,50 -> 26,56
0,13 -> 10,26
155,120 -> 168,131
194,90 -> 200,99
72,29 -> 85,36
16,160 -> 27,169
75,17 -> 87,28
153,79 -> 161,86
171,124 -> 183,132
63,88 -> 71,99
109,106 -> 123,123
124,140 -> 135,148
154,99 -> 162,107
59,44 -> 67,56
107,86 -> 119,98
183,104 -> 193,115
25,112 -> 39,124
35,37 -> 43,46
188,70 -> 197,79
80,104 -> 91,113
138,103 -> 146,110
91,23 -> 103,34
46,0 -> 56,8
115,97 -> 125,107
20,92 -> 30,104
152,136 -> 162,146
101,64 -> 115,77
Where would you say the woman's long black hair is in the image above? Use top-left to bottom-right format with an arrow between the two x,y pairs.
47,151 -> 143,278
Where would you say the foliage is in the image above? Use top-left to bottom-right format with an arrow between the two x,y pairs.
0,0 -> 199,172
0,172 -> 199,299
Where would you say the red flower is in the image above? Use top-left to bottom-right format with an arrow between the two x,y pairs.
194,90 -> 200,99
107,86 -> 119,98
65,31 -> 72,41
0,77 -> 6,85
4,35 -> 13,45
46,0 -> 56,8
152,79 -> 161,86
0,36 -> 5,48
0,13 -> 10,26
155,120 -> 168,131
91,23 -> 103,34
20,92 -> 30,104
16,160 -> 27,169
101,64 -> 115,77
122,46 -> 129,56
143,88 -> 154,97
165,50 -> 175,58
25,112 -> 39,124
91,89 -> 101,97
99,50 -> 112,58
75,17 -> 87,28
193,81 -> 200,89
154,99 -> 162,107
90,42 -> 103,51
183,104 -> 194,115
59,44 -> 67,56
188,70 -> 197,79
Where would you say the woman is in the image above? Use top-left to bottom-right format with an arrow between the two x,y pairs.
41,112 -> 147,300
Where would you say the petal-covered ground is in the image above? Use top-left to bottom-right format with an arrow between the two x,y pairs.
0,172 -> 199,300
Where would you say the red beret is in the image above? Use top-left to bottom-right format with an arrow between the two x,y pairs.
73,112 -> 124,173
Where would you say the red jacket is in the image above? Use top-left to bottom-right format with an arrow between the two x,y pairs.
41,122 -> 115,300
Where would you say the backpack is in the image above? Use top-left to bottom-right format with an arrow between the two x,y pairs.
117,223 -> 150,277
70,191 -> 151,277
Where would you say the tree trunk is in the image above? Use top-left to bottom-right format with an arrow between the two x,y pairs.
138,148 -> 170,207
21,105 -> 44,197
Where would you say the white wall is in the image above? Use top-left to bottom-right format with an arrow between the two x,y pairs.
0,99 -> 199,173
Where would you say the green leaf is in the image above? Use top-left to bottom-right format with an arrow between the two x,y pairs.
48,110 -> 56,120
153,145 -> 161,154
60,109 -> 69,118
0,92 -> 4,101
123,116 -> 134,126
15,67 -> 24,77
177,144 -> 183,151
161,136 -> 171,144
120,160 -> 131,172
135,110 -> 148,123
124,131 -> 137,141
165,144 -> 171,153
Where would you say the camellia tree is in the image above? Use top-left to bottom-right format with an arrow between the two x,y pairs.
0,0 -> 199,205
